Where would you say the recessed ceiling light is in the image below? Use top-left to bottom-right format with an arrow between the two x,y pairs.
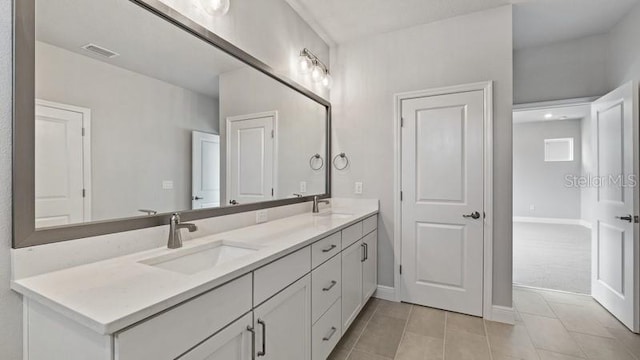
544,113 -> 553,119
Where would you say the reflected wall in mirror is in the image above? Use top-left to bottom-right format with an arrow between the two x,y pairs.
34,0 -> 328,228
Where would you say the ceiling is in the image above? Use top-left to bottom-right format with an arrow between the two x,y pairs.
513,103 -> 591,123
286,0 -> 639,48
37,0 -> 245,98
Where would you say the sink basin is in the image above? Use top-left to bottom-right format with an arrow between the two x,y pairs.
140,241 -> 259,275
315,211 -> 354,219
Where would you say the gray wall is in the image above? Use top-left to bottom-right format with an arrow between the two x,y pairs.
218,67 -> 327,204
0,0 -> 329,357
0,0 -> 23,358
608,1 -> 640,88
36,41 -> 218,221
514,34 -> 609,104
513,119 -> 582,219
330,6 -> 514,307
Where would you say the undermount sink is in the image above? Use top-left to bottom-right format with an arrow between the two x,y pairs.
315,211 -> 354,219
140,241 -> 260,275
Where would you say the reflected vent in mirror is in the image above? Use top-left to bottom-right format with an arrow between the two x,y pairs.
81,43 -> 120,59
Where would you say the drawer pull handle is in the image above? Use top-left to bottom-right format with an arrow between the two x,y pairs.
323,327 -> 337,341
247,326 -> 256,360
257,319 -> 267,357
361,243 -> 366,262
322,244 -> 337,253
364,242 -> 369,261
323,280 -> 337,292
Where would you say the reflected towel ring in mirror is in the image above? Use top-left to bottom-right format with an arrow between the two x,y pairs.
333,153 -> 349,171
309,153 -> 324,170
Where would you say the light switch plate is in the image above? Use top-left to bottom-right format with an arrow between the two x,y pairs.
256,210 -> 268,224
300,181 -> 307,193
355,182 -> 363,194
162,180 -> 174,190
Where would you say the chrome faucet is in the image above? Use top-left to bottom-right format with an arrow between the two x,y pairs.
168,213 -> 197,249
312,196 -> 330,213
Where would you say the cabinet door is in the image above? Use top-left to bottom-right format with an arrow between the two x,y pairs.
254,275 -> 311,360
341,239 -> 364,331
362,230 -> 378,302
178,313 -> 253,360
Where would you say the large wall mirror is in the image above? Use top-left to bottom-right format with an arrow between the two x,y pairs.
13,0 -> 331,248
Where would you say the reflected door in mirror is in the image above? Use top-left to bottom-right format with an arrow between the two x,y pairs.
192,131 -> 221,209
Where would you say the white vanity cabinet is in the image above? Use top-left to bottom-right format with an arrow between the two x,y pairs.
341,239 -> 364,330
178,313 -> 254,360
253,275 -> 312,360
362,229 -> 378,301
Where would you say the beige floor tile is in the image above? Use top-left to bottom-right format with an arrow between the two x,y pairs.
492,355 -> 527,360
520,314 -> 583,357
328,348 -> 350,360
347,349 -> 392,360
536,349 -> 585,360
354,313 -> 406,358
571,332 -> 635,360
444,328 -> 492,360
336,318 -> 367,351
547,302 -> 613,338
375,300 -> 412,320
485,321 -> 539,360
530,289 -> 594,306
607,327 -> 640,359
395,332 -> 444,360
587,302 -> 627,330
446,312 -> 486,336
405,305 -> 446,339
514,289 -> 556,318
359,297 -> 381,322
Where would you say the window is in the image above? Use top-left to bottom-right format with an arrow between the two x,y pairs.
544,138 -> 574,162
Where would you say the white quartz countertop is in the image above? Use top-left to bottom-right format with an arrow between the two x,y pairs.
11,203 -> 378,335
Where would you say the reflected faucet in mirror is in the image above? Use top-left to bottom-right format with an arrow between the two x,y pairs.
168,213 -> 198,249
138,209 -> 158,216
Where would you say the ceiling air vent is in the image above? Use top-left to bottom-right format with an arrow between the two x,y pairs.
81,43 -> 120,59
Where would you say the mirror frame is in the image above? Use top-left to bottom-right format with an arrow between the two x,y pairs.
12,0 -> 332,248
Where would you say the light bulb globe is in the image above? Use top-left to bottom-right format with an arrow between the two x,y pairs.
322,73 -> 332,88
200,0 -> 230,16
299,55 -> 313,74
311,65 -> 324,82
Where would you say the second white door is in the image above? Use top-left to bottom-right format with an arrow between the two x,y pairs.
400,89 -> 486,317
192,131 -> 220,209
226,112 -> 276,206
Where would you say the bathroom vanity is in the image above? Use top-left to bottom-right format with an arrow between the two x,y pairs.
13,203 -> 378,360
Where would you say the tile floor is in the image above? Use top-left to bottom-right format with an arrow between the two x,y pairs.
328,287 -> 640,360
513,222 -> 591,294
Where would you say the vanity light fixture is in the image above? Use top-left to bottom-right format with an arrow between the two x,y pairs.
299,48 -> 332,88
199,0 -> 230,16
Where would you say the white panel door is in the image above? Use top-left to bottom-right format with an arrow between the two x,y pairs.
227,112 -> 275,206
192,131 -> 220,209
591,81 -> 639,333
401,90 -> 485,317
35,100 -> 89,228
178,313 -> 253,360
253,275 -> 311,360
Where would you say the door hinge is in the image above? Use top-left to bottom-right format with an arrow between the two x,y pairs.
400,191 -> 403,201
81,127 -> 85,136
271,188 -> 274,196
401,117 -> 404,127
635,215 -> 639,223
400,265 -> 403,275
271,130 -> 274,138
82,189 -> 86,198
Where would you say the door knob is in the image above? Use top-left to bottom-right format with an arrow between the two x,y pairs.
192,196 -> 203,200
463,211 -> 481,220
616,214 -> 633,223
229,200 -> 239,205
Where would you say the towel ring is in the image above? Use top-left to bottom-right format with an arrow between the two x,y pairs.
333,152 -> 349,170
309,153 -> 324,170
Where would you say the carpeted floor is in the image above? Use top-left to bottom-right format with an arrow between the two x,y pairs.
513,222 -> 591,294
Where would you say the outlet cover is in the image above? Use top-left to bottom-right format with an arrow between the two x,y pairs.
162,180 -> 174,190
529,204 -> 535,212
355,182 -> 363,194
300,181 -> 307,193
256,210 -> 268,224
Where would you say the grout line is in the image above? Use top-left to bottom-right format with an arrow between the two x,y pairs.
343,298 -> 381,359
391,304 -> 412,360
442,312 -> 447,360
482,318 -> 494,360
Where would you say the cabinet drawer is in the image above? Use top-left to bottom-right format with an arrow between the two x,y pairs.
254,246 -> 311,306
311,254 -> 342,323
115,274 -> 252,360
312,299 -> 342,360
341,222 -> 363,249
311,232 -> 341,269
362,215 -> 377,236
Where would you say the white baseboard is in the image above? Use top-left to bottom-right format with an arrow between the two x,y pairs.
513,216 -> 591,229
488,305 -> 515,324
373,285 -> 397,302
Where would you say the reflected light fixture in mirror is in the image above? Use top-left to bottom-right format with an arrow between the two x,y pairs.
199,0 -> 230,16
299,48 -> 331,88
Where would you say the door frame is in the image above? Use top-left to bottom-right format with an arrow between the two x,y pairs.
35,99 -> 92,223
225,111 -> 279,204
393,81 -> 495,320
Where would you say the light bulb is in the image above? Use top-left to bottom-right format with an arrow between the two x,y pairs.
322,73 -> 332,88
311,64 -> 324,82
200,0 -> 230,16
299,55 -> 313,74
